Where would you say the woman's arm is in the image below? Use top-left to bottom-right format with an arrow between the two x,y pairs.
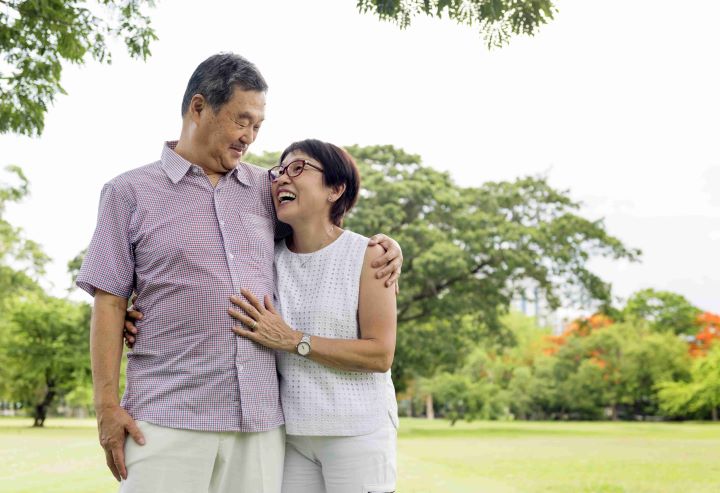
229,244 -> 397,373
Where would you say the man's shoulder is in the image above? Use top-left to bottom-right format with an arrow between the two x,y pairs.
100,161 -> 163,204
239,161 -> 271,179
107,161 -> 163,186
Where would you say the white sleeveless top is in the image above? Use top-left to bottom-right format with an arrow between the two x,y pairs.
275,230 -> 398,436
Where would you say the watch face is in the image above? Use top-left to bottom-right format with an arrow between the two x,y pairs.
297,342 -> 310,356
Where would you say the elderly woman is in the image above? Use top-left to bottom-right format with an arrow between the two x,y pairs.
228,139 -> 398,493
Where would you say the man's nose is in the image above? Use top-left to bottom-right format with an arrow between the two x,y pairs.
239,126 -> 255,144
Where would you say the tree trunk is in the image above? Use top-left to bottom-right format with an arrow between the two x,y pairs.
425,394 -> 434,419
712,406 -> 718,422
33,379 -> 56,427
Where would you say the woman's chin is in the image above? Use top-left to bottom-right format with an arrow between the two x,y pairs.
276,209 -> 297,227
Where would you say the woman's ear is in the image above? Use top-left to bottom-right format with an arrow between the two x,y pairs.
329,183 -> 346,203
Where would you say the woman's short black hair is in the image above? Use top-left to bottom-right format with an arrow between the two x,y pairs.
279,139 -> 360,227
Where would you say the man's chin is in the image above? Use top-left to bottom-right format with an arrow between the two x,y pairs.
223,156 -> 242,170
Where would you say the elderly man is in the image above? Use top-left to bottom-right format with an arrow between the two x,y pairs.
76,53 -> 401,493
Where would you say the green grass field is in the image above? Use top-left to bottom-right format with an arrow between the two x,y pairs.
1,417 -> 719,492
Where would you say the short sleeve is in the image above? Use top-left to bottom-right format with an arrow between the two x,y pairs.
76,181 -> 136,299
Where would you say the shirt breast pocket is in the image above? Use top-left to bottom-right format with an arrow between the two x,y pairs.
241,212 -> 275,268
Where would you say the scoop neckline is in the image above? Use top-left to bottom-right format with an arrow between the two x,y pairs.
282,230 -> 347,257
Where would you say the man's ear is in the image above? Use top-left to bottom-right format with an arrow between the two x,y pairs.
330,183 -> 346,203
188,94 -> 208,125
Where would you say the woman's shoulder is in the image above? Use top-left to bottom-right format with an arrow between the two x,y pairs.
340,229 -> 367,242
337,231 -> 382,270
340,231 -> 377,256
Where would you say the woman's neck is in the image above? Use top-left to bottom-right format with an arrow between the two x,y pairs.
288,219 -> 342,254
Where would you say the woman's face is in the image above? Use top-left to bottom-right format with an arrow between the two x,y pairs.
271,150 -> 333,227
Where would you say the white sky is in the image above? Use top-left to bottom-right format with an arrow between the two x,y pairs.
1,0 -> 719,313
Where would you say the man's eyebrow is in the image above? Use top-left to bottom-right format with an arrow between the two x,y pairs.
234,111 -> 264,123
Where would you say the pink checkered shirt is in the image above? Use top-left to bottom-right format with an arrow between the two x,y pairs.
77,141 -> 284,432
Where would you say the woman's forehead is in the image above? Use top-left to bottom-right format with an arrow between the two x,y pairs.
282,150 -> 318,166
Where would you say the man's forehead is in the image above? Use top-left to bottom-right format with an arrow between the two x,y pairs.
225,89 -> 265,118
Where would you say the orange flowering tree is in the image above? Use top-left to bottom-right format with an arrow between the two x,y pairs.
543,312 -> 691,419
688,312 -> 720,357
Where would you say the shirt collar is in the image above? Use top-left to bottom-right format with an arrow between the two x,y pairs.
161,141 -> 252,186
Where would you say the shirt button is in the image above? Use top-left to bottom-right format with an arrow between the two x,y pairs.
238,364 -> 244,372
220,220 -> 225,227
229,253 -> 235,260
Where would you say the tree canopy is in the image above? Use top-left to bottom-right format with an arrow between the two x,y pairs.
657,345 -> 720,421
0,0 -> 157,136
356,0 -> 557,47
622,288 -> 702,335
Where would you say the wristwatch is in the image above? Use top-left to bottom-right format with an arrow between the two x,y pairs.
296,333 -> 312,356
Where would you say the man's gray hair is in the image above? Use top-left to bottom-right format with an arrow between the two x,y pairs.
181,53 -> 268,117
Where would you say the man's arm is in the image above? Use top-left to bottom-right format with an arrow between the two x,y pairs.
91,289 -> 145,482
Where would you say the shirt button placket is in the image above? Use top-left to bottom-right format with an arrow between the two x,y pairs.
214,184 -> 235,268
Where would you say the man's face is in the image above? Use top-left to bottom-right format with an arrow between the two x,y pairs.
194,87 -> 266,174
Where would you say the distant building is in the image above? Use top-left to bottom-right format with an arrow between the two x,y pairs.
511,285 -> 595,334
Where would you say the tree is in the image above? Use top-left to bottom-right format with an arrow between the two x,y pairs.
544,314 -> 692,419
657,345 -> 720,421
0,293 -> 91,426
356,0 -> 557,47
0,0 -> 157,136
1,165 -> 49,414
419,346 -> 510,424
688,312 -> 720,357
622,289 -> 701,335
420,313 -> 554,423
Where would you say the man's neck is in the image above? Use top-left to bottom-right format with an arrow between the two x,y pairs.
174,138 -> 224,187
